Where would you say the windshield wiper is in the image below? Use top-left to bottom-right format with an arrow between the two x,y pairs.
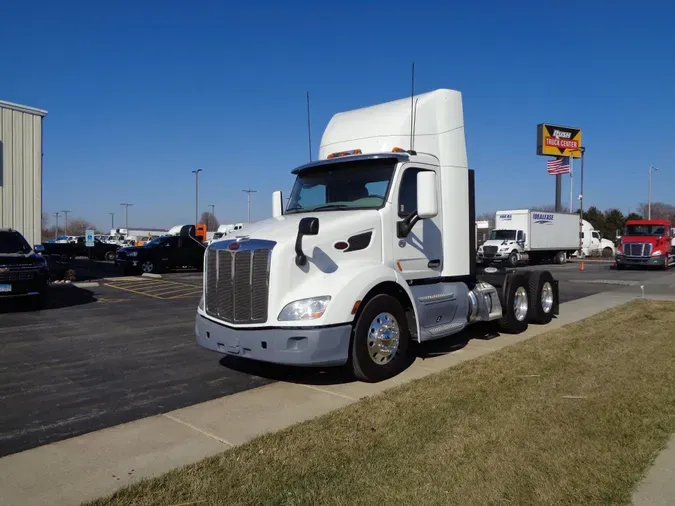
312,204 -> 350,211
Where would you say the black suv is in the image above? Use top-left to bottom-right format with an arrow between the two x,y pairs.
0,228 -> 50,307
116,234 -> 206,274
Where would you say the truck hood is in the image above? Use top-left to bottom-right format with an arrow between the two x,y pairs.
214,211 -> 379,244
0,252 -> 46,266
621,236 -> 658,244
480,239 -> 518,248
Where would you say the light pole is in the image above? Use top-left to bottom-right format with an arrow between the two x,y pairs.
53,212 -> 61,239
648,165 -> 659,220
120,203 -> 133,229
575,146 -> 586,266
109,212 -> 115,230
192,168 -> 203,224
208,204 -> 215,216
242,188 -> 257,223
61,210 -> 71,235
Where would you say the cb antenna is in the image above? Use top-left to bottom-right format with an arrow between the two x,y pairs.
409,62 -> 415,150
306,91 -> 313,162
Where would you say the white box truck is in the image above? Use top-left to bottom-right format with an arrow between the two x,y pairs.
477,210 -> 579,267
195,89 -> 560,382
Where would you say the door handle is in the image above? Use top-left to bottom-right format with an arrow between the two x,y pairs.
428,259 -> 441,269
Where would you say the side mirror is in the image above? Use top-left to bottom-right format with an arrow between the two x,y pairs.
34,244 -> 45,254
272,190 -> 283,218
416,171 -> 438,219
295,217 -> 319,266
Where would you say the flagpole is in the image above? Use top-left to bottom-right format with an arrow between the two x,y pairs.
569,155 -> 574,212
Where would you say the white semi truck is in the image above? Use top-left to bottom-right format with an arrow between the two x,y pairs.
196,89 -> 560,382
477,210 -> 579,266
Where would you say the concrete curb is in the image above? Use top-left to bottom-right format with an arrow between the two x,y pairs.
72,282 -> 101,289
141,273 -> 162,279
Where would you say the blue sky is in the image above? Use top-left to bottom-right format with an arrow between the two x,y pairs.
2,0 -> 674,230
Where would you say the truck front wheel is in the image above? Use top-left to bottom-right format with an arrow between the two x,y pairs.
507,252 -> 519,268
350,294 -> 410,383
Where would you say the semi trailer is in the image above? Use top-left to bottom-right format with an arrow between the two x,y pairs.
195,89 -> 560,382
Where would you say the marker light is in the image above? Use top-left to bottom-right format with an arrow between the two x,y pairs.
327,149 -> 362,159
392,147 -> 406,152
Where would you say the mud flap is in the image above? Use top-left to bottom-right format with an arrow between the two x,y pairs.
552,279 -> 560,315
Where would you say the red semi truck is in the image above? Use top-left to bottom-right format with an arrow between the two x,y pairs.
615,219 -> 673,270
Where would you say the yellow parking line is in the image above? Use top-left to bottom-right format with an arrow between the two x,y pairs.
147,285 -> 202,296
166,291 -> 202,300
103,283 -> 166,299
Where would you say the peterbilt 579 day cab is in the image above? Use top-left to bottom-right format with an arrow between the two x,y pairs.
615,219 -> 673,270
196,90 -> 560,382
477,210 -> 579,266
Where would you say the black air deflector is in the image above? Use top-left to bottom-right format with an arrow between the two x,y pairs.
345,232 -> 372,252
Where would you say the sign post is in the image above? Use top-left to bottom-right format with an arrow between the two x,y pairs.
85,230 -> 95,248
536,123 -> 582,212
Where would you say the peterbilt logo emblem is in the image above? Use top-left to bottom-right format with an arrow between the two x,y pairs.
228,242 -> 240,251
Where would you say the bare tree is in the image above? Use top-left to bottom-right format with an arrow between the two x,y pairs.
66,218 -> 99,236
199,211 -> 220,231
637,202 -> 675,221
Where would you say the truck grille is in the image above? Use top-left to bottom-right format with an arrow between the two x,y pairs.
204,246 -> 271,324
0,267 -> 38,283
624,243 -> 652,257
483,246 -> 498,257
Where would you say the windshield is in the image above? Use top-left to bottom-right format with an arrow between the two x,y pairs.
146,237 -> 167,247
286,159 -> 396,214
0,231 -> 32,254
625,224 -> 666,237
489,229 -> 517,241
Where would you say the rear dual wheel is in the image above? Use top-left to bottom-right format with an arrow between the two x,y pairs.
497,274 -> 530,333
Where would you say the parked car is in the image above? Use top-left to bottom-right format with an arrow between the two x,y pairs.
116,234 -> 206,274
0,228 -> 50,308
42,237 -> 119,261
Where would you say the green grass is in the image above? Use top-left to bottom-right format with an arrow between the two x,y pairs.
87,300 -> 675,506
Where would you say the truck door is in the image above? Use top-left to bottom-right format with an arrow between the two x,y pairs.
591,231 -> 601,254
392,165 -> 443,280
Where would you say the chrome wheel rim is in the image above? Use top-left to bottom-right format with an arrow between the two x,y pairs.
141,261 -> 154,273
513,286 -> 528,321
540,282 -> 553,313
367,312 -> 400,365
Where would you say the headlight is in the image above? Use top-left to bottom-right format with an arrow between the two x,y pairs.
652,250 -> 662,256
128,251 -> 138,257
198,295 -> 205,311
278,296 -> 331,321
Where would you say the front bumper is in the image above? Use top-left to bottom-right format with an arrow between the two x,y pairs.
615,254 -> 666,267
0,272 -> 49,298
195,313 -> 352,367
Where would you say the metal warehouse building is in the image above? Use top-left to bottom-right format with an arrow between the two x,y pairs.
0,100 -> 47,246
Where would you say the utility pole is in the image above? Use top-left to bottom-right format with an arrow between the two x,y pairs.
61,210 -> 71,235
192,168 -> 203,224
576,147 -> 586,266
242,188 -> 257,223
120,203 -> 133,229
648,165 -> 659,220
53,212 -> 61,239
109,212 -> 115,230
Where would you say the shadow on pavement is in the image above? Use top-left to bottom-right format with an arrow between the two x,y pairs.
219,322 -> 503,386
0,286 -> 97,313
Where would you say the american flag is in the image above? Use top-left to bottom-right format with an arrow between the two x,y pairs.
547,156 -> 570,175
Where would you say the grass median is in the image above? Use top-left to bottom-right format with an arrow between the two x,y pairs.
89,300 -> 675,506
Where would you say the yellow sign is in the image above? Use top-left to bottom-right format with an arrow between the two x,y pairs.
536,123 -> 582,158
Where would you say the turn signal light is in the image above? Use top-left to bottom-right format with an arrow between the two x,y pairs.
392,147 -> 406,152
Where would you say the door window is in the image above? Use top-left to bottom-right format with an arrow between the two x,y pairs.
398,168 -> 426,217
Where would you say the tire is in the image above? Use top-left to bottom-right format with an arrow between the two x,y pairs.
140,260 -> 156,274
661,257 -> 669,271
507,252 -> 519,268
497,274 -> 530,334
602,247 -> 614,258
616,263 -> 625,271
104,251 -> 116,262
32,287 -> 49,310
350,294 -> 410,383
554,251 -> 566,264
526,271 -> 555,324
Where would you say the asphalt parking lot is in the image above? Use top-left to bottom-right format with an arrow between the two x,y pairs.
0,261 -> 668,458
